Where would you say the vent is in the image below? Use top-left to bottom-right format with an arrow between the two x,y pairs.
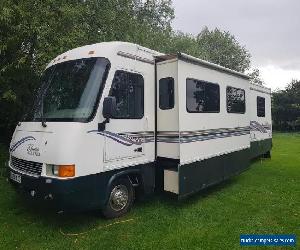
10,156 -> 42,177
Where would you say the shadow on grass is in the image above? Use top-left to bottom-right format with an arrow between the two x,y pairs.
3,175 -> 240,235
139,176 -> 239,209
3,182 -> 105,234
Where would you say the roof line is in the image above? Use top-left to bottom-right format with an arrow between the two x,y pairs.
177,53 -> 250,80
155,53 -> 250,80
250,82 -> 271,91
117,51 -> 155,65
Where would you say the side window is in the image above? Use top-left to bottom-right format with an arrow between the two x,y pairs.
226,86 -> 246,114
159,77 -> 174,110
186,78 -> 220,113
109,70 -> 144,119
257,96 -> 265,117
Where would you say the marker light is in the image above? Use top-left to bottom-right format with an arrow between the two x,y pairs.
58,165 -> 75,177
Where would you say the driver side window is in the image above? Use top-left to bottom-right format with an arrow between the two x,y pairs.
109,70 -> 144,119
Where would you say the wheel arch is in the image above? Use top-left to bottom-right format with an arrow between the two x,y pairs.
104,169 -> 142,203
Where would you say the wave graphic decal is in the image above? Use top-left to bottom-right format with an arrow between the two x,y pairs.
87,130 -> 154,146
10,136 -> 36,152
250,121 -> 271,133
87,127 -> 250,145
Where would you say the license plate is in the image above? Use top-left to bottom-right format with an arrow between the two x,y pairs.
10,172 -> 21,183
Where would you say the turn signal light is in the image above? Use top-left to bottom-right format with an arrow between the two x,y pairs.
58,165 -> 75,177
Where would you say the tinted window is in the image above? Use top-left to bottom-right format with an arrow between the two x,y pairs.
109,70 -> 144,119
257,96 -> 265,117
26,57 -> 110,122
159,77 -> 174,110
186,79 -> 220,113
226,86 -> 245,113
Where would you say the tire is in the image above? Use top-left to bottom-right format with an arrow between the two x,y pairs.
102,177 -> 135,219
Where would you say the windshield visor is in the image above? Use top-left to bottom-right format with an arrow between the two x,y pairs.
26,57 -> 110,122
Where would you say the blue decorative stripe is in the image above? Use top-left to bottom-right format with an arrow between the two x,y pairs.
158,128 -> 250,144
10,136 -> 36,152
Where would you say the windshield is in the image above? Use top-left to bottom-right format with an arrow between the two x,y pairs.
25,57 -> 110,122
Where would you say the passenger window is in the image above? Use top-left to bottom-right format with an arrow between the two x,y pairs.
109,70 -> 144,119
257,96 -> 265,117
226,86 -> 246,114
186,78 -> 220,113
159,77 -> 174,110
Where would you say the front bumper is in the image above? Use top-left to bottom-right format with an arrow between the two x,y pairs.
9,167 -> 100,212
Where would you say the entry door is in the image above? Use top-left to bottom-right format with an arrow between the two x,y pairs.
104,70 -> 146,162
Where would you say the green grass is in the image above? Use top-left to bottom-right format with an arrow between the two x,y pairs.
0,133 -> 299,250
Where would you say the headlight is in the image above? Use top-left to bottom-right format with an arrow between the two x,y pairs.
46,164 -> 75,178
52,165 -> 59,176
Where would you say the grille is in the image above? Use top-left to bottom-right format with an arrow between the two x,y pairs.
10,156 -> 42,177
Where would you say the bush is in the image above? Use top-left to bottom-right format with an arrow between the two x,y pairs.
0,144 -> 8,178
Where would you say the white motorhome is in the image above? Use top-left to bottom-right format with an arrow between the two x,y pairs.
9,42 -> 272,218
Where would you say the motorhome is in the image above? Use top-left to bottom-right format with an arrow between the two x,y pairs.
9,42 -> 272,218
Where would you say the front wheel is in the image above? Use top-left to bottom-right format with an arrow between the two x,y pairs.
102,177 -> 134,219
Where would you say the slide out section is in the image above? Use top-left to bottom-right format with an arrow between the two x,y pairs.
159,54 -> 251,198
155,56 -> 180,191
249,83 -> 272,159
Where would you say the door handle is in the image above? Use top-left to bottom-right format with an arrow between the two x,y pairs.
134,147 -> 142,152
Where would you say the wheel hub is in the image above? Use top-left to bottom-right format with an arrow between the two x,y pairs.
109,184 -> 129,211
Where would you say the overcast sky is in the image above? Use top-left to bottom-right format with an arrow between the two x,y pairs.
172,0 -> 300,90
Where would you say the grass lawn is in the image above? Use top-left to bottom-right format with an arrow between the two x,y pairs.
0,133 -> 299,250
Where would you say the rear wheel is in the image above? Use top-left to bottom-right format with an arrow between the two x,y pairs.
102,178 -> 134,219
263,151 -> 271,159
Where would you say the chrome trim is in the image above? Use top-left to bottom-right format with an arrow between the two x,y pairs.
9,166 -> 39,178
109,184 -> 129,211
10,156 -> 42,177
16,129 -> 54,133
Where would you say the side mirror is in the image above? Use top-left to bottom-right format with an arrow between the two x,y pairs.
103,96 -> 117,119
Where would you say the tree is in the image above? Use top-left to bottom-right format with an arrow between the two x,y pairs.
163,27 -> 251,73
195,27 -> 251,72
0,1 -> 252,143
164,31 -> 201,57
248,68 -> 265,85
0,0 -> 174,143
272,80 -> 300,131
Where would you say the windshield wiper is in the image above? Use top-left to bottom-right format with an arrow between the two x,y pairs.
38,71 -> 54,127
18,88 -> 40,126
41,94 -> 47,127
